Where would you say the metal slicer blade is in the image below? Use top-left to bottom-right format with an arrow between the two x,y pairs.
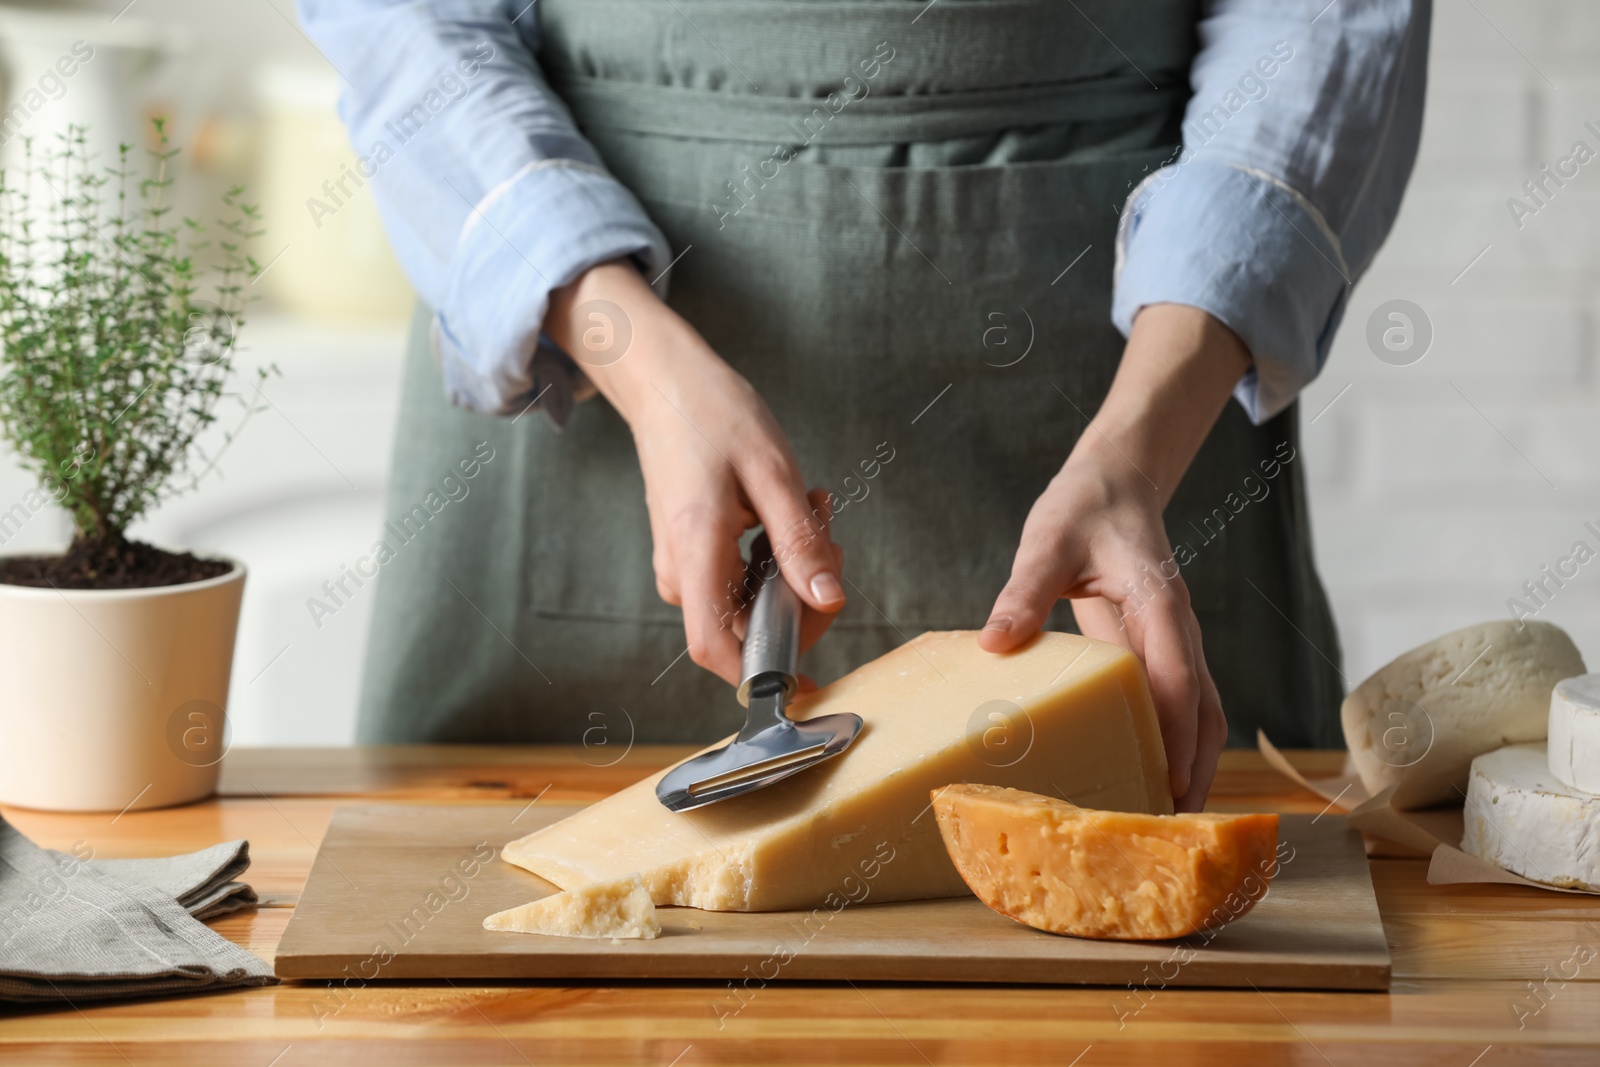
655,681 -> 862,812
655,542 -> 863,813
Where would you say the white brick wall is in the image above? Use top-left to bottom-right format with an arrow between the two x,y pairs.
1302,0 -> 1600,684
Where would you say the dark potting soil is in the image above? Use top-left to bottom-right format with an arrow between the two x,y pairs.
0,536 -> 231,590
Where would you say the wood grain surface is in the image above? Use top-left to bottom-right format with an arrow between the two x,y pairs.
2,747 -> 1597,1065
275,806 -> 1387,988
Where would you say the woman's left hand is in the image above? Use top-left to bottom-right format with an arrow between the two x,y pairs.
978,435 -> 1226,812
977,303 -> 1253,812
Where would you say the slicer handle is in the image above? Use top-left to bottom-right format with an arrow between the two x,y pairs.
737,541 -> 801,707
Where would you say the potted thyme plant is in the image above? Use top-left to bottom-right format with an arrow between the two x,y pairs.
0,124 -> 266,811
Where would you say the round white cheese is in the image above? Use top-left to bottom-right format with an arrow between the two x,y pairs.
1549,674 -> 1600,795
1341,620 -> 1586,810
1461,743 -> 1600,891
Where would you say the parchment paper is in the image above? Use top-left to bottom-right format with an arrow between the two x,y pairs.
1256,731 -> 1599,896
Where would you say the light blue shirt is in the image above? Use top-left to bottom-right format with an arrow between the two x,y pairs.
299,0 -> 1429,425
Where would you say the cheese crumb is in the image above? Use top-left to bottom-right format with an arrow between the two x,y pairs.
483,872 -> 661,939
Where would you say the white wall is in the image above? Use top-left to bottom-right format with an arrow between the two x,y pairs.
1,0 -> 1595,743
1300,0 -> 1600,684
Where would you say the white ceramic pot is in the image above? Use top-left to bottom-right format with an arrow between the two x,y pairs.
0,558 -> 245,812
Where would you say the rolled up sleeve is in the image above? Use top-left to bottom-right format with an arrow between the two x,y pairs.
297,0 -> 672,420
437,160 -> 670,415
1113,0 -> 1431,423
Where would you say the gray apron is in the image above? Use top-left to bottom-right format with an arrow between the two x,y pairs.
357,0 -> 1345,749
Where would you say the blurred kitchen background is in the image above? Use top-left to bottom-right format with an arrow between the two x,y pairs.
0,0 -> 1596,744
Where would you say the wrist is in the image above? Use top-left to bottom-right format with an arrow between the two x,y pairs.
545,258 -> 705,426
1071,304 -> 1250,506
1058,433 -> 1163,518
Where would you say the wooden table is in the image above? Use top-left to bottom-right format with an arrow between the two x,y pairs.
3,746 -> 1598,1065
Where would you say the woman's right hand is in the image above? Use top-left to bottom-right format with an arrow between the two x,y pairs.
544,259 -> 847,687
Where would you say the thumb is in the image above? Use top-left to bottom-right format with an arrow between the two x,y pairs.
979,537 -> 1077,653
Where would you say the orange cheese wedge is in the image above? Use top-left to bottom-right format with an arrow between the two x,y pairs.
932,784 -> 1279,940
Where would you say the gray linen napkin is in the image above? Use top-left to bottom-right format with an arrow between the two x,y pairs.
93,841 -> 259,920
0,817 -> 277,1002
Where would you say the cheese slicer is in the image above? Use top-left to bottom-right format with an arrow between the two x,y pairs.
655,541 -> 863,813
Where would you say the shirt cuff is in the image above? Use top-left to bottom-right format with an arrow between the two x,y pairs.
434,160 -> 672,421
1112,159 -> 1351,424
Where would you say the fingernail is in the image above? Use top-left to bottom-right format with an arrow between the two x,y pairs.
810,572 -> 845,606
984,615 -> 1012,633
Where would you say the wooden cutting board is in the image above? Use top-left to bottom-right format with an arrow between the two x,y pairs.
274,804 -> 1389,990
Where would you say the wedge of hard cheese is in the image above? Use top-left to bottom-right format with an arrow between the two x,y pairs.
483,872 -> 660,939
502,631 -> 1171,911
932,784 -> 1279,940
